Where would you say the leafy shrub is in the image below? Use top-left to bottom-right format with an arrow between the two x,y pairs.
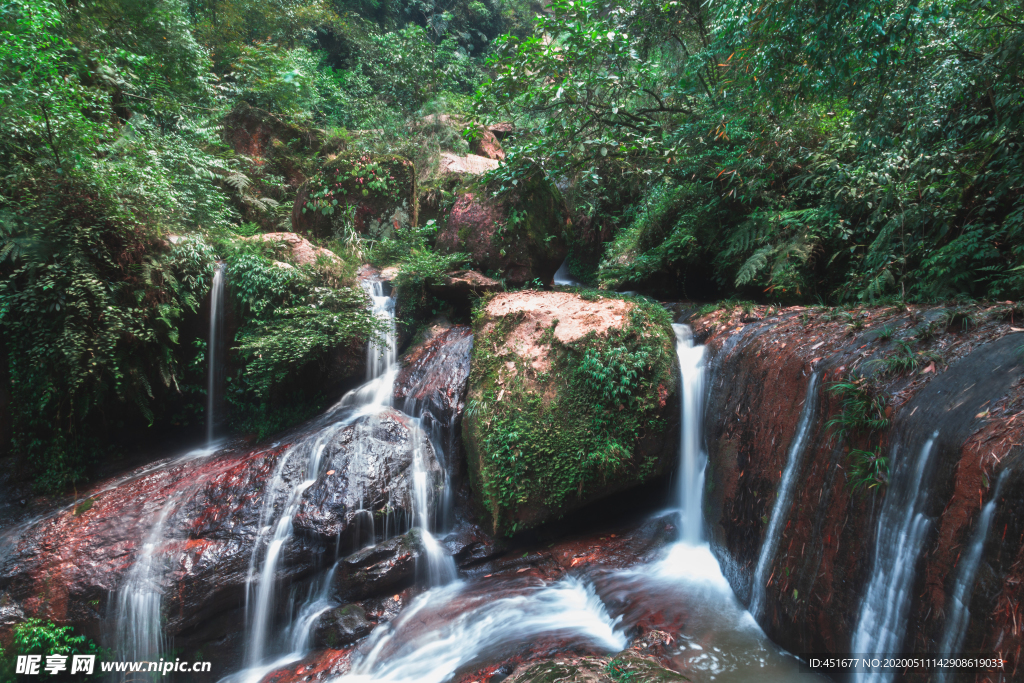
0,619 -> 102,682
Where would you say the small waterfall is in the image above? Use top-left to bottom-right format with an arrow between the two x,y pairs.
851,431 -> 939,683
935,469 -> 1010,680
232,275 -> 460,680
406,418 -> 457,586
113,498 -> 176,669
244,428 -> 339,668
207,262 -> 226,445
365,280 -> 396,382
553,258 -> 581,287
749,372 -> 821,619
674,324 -> 707,542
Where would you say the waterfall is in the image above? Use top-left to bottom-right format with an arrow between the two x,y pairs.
112,498 -> 176,670
851,432 -> 939,683
935,469 -> 1010,681
207,262 -> 226,445
553,258 -> 581,287
229,275 -> 459,681
674,324 -> 707,542
748,372 -> 821,620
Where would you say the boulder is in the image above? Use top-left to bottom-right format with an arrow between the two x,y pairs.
694,302 -> 1024,668
331,529 -> 424,601
436,152 -> 499,177
464,291 -> 680,534
292,153 -> 417,239
312,604 -> 373,649
394,326 -> 474,471
243,232 -> 341,266
470,129 -> 505,160
427,270 -> 502,302
436,172 -> 568,287
293,409 -> 444,547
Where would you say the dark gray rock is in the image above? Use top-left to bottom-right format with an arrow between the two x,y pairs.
332,529 -> 424,601
313,604 -> 374,649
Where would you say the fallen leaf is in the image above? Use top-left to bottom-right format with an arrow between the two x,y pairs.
1011,327 -> 1024,332
811,341 -> 825,350
810,357 -> 822,364
921,362 -> 936,374
497,389 -> 505,401
517,567 -> 530,573
976,410 -> 990,419
325,470 -> 335,476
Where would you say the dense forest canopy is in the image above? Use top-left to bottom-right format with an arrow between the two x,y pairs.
1,0 -> 1022,491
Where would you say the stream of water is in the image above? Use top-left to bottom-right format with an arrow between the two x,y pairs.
207,262 -> 226,445
749,372 -> 820,620
851,431 -> 940,683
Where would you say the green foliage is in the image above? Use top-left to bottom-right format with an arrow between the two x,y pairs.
0,619 -> 102,682
826,374 -> 891,442
465,297 -> 677,534
224,248 -> 378,432
826,373 -> 892,492
847,447 -> 890,491
481,0 -> 1024,304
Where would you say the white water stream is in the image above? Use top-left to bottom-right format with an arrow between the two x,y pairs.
851,431 -> 939,683
935,469 -> 1010,681
749,372 -> 820,620
207,262 -> 226,445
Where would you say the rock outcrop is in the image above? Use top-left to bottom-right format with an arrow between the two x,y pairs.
243,232 -> 341,266
436,172 -> 567,287
464,291 -> 680,534
695,302 -> 1024,678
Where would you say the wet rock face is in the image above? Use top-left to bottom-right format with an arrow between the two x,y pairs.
0,444 -> 289,666
435,173 -> 567,287
464,291 -> 679,535
293,410 -> 444,547
312,604 -> 373,649
394,325 -> 473,429
331,529 -> 424,601
696,302 -> 1024,672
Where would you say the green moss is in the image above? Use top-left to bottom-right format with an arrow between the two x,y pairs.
465,295 -> 677,535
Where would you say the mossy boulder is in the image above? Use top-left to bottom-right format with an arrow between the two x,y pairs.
292,153 -> 417,239
464,291 -> 679,535
435,172 -> 568,287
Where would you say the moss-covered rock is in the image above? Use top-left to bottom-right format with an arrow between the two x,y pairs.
435,171 -> 568,287
505,652 -> 688,683
464,291 -> 679,535
292,153 -> 417,239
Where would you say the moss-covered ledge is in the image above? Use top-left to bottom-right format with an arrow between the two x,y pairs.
464,290 -> 679,535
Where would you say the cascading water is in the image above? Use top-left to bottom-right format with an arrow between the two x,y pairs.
112,498 -> 175,668
207,262 -> 226,445
851,432 -> 939,683
228,276 -> 459,682
552,258 -> 581,287
674,324 -> 707,542
935,469 -> 1010,681
748,372 -> 820,619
